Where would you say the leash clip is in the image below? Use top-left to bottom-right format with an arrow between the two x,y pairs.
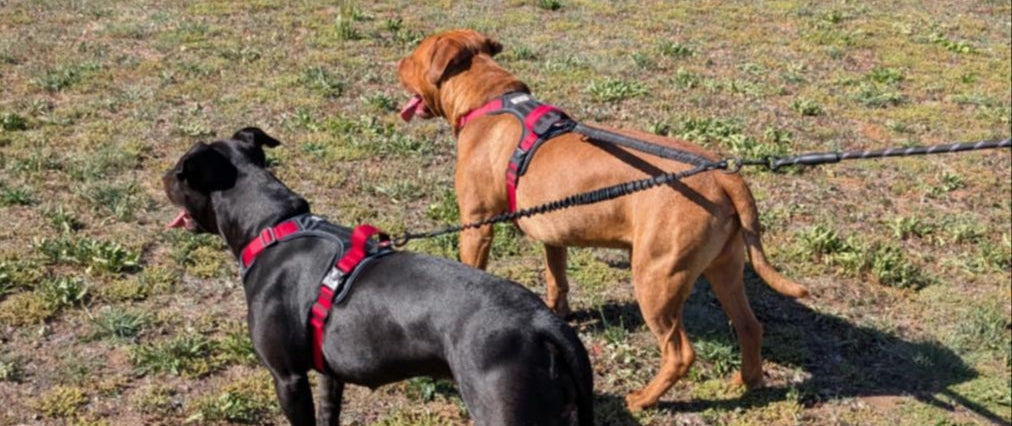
722,158 -> 743,174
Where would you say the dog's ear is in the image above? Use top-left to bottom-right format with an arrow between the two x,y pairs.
233,127 -> 281,149
427,37 -> 469,85
178,143 -> 238,193
426,30 -> 502,85
232,127 -> 280,167
485,36 -> 503,57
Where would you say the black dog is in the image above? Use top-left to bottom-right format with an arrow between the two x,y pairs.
163,128 -> 593,425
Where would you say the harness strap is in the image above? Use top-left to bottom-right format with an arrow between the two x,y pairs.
310,224 -> 390,372
458,98 -> 504,129
240,220 -> 302,269
459,93 -> 576,213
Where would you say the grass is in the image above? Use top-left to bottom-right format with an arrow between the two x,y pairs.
130,334 -> 219,377
89,306 -> 149,340
585,79 -> 647,103
34,385 -> 88,418
0,0 -> 1008,424
34,236 -> 141,274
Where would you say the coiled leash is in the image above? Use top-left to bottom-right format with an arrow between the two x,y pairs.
392,137 -> 1010,247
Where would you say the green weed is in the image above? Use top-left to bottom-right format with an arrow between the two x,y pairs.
0,355 -> 23,382
722,126 -> 793,160
362,92 -> 397,112
38,276 -> 89,308
795,225 -> 931,288
77,180 -> 148,220
691,338 -> 740,380
797,224 -> 849,256
66,144 -> 141,181
951,302 -> 1012,363
44,205 -> 84,233
187,375 -> 277,423
327,115 -> 431,158
168,231 -> 225,268
867,243 -> 931,289
90,307 -> 148,340
218,323 -> 258,366
673,68 -> 700,89
175,120 -> 215,138
791,98 -> 824,116
130,334 -> 218,377
133,385 -> 179,415
585,79 -> 647,103
0,111 -> 28,131
659,41 -> 694,58
852,84 -> 906,108
218,46 -> 262,63
301,67 -> 345,98
34,236 -> 141,274
0,186 -> 34,206
868,67 -> 904,84
405,377 -> 459,402
0,258 -> 43,296
504,45 -> 538,61
33,61 -> 102,92
34,385 -> 88,418
929,32 -> 975,54
0,291 -> 56,325
374,409 -> 461,426
535,0 -> 563,11
887,216 -> 934,240
335,9 -> 362,41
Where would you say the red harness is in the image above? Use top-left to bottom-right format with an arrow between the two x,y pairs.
240,215 -> 392,372
458,92 -> 576,212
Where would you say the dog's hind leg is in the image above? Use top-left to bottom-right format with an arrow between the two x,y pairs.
703,233 -> 764,388
625,262 -> 697,411
315,375 -> 345,426
544,244 -> 571,317
269,372 -> 315,425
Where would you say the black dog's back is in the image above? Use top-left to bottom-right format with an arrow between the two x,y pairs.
335,252 -> 593,425
247,241 -> 593,425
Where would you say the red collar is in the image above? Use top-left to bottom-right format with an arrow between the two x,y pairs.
458,97 -> 504,130
458,93 -> 537,130
239,218 -> 303,269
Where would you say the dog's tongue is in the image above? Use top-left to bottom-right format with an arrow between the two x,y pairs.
167,209 -> 189,229
399,95 -> 423,122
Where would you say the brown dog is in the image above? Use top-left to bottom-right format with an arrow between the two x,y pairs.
397,29 -> 809,410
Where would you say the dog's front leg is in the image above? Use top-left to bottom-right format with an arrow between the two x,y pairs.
544,244 -> 571,317
270,372 -> 315,426
315,375 -> 345,426
459,224 -> 494,269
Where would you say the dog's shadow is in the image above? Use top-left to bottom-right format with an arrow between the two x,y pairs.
571,266 -> 1002,425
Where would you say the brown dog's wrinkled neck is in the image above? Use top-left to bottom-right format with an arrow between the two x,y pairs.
440,55 -> 529,135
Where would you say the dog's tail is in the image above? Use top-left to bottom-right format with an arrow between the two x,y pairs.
537,314 -> 594,426
722,175 -> 809,298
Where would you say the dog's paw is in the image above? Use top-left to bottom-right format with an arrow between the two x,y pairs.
546,298 -> 571,318
624,389 -> 656,412
730,371 -> 764,389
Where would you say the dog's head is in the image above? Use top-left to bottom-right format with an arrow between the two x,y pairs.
163,127 -> 280,234
397,29 -> 502,122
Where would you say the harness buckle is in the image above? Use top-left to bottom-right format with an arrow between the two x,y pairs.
259,227 -> 277,247
321,267 -> 344,291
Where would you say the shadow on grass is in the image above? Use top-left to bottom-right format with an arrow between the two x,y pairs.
570,266 -> 1003,424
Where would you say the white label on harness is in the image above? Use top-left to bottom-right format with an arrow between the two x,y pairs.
510,95 -> 530,104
